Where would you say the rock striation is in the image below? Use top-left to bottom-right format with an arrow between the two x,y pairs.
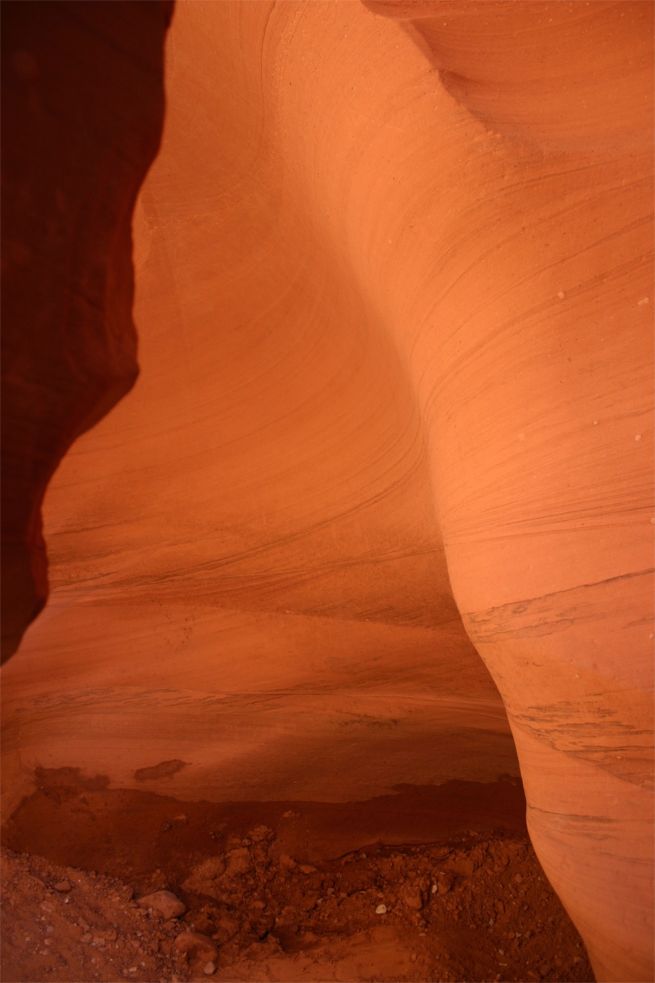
1,2 -> 653,980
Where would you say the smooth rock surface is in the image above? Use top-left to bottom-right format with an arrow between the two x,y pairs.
1,0 -> 172,661
1,2 -> 652,981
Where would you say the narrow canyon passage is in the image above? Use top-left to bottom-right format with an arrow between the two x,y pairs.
3,0 -> 518,810
2,2 -> 653,982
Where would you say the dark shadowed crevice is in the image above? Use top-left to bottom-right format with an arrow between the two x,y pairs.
1,0 -> 174,661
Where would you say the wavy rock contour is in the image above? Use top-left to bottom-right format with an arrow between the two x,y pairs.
1,2 -> 653,980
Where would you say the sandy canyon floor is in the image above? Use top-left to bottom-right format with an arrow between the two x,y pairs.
1,771 -> 593,983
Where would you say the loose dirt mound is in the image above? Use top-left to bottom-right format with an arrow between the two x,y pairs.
2,829 -> 593,983
1,849 -> 183,983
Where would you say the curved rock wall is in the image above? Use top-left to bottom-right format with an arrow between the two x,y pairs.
2,0 -> 516,813
2,1 -> 652,980
1,0 -> 173,661
358,3 -> 654,977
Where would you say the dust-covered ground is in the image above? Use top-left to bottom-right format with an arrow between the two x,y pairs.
1,828 -> 593,983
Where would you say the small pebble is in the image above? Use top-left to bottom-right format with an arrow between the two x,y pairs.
137,890 -> 186,920
203,963 -> 216,976
375,904 -> 387,915
53,880 -> 72,893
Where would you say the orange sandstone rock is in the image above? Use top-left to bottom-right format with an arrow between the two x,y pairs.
1,2 -> 652,980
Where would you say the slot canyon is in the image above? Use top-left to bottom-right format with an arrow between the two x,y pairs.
1,1 -> 653,982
